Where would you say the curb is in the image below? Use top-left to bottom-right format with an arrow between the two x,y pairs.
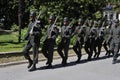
0,54 -> 76,68
0,46 -> 73,68
0,46 -> 73,55
0,47 -> 105,68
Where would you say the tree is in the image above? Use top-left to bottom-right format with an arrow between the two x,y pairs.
0,0 -> 106,29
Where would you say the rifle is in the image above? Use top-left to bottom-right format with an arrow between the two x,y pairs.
53,16 -> 59,26
68,19 -> 74,27
48,16 -> 59,38
29,11 -> 42,35
23,11 -> 42,41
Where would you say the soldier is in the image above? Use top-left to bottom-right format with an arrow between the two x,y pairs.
84,20 -> 97,61
73,18 -> 86,63
57,17 -> 72,65
103,20 -> 112,57
94,20 -> 105,58
22,11 -> 42,71
42,15 -> 59,68
108,19 -> 120,64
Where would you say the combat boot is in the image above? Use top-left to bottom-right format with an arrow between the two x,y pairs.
75,55 -> 81,63
62,58 -> 67,66
28,64 -> 36,72
45,64 -> 52,69
112,59 -> 117,64
27,59 -> 33,68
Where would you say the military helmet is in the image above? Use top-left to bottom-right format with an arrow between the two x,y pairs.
78,18 -> 83,22
114,19 -> 119,23
63,17 -> 69,22
89,20 -> 94,24
98,20 -> 102,25
49,15 -> 55,20
30,11 -> 36,17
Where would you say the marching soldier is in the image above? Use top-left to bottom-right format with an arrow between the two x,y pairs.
73,18 -> 86,63
103,20 -> 112,57
42,15 -> 59,68
108,19 -> 120,64
22,11 -> 42,71
84,20 -> 97,61
94,20 -> 105,58
57,17 -> 72,65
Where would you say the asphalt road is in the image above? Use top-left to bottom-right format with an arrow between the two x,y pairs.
0,52 -> 120,80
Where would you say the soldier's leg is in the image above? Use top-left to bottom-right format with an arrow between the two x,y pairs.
94,38 -> 101,58
93,38 -> 98,58
112,43 -> 119,64
47,43 -> 54,68
22,41 -> 33,68
88,45 -> 93,60
103,41 -> 110,56
88,38 -> 95,60
93,40 -> 98,58
28,41 -> 39,71
84,40 -> 90,57
32,43 -> 39,64
77,44 -> 82,62
63,42 -> 70,65
109,41 -> 114,57
41,43 -> 48,59
57,42 -> 64,59
73,41 -> 81,62
96,44 -> 102,58
41,42 -> 50,65
95,38 -> 103,58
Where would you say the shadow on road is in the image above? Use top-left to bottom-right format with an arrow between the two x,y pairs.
116,59 -> 120,63
35,53 -> 120,71
37,59 -> 87,71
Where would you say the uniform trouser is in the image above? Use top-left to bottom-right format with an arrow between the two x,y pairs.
103,41 -> 109,53
110,42 -> 119,60
84,41 -> 90,55
96,43 -> 102,57
42,39 -> 55,65
73,40 -> 83,60
85,38 -> 96,60
57,39 -> 70,62
23,39 -> 39,64
95,37 -> 104,57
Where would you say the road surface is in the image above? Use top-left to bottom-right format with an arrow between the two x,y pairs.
0,52 -> 120,80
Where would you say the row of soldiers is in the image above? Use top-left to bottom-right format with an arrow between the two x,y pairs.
22,11 -> 120,71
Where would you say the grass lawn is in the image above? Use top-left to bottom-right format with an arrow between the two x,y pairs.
0,28 -> 77,64
0,29 -> 27,52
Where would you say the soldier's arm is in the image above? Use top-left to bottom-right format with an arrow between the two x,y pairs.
33,22 -> 42,35
70,26 -> 76,38
106,29 -> 113,44
61,26 -> 65,38
64,27 -> 72,38
51,27 -> 59,39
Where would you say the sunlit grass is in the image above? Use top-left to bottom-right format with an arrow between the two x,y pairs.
0,29 -> 27,52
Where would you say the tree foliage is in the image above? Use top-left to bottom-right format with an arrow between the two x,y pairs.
0,0 -> 108,29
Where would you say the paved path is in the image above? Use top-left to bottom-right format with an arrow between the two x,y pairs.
0,52 -> 120,80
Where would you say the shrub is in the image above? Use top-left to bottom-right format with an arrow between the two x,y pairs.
11,24 -> 19,32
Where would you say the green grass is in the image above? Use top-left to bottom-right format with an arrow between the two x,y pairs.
0,28 -> 76,52
0,42 -> 26,52
0,29 -> 27,52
